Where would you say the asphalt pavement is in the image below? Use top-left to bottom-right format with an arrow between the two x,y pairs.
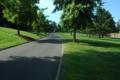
0,33 -> 62,80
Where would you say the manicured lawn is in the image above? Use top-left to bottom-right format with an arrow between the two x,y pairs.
59,33 -> 120,80
0,27 -> 46,49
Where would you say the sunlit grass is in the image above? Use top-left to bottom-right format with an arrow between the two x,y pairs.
59,33 -> 120,80
0,27 -> 46,49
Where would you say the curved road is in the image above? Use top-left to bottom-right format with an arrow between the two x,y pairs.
0,33 -> 62,80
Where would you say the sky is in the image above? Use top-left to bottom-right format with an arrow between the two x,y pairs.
38,0 -> 61,23
103,0 -> 120,22
38,0 -> 120,23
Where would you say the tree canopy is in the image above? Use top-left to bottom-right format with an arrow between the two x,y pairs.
93,7 -> 116,38
53,0 -> 102,42
0,0 -> 40,35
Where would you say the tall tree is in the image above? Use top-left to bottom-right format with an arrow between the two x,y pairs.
53,0 -> 102,42
0,4 -> 4,26
32,10 -> 47,35
0,0 -> 39,35
0,3 -> 10,27
94,8 -> 116,38
116,20 -> 120,32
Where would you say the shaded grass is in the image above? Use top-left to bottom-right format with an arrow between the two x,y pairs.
0,27 -> 46,49
59,33 -> 120,80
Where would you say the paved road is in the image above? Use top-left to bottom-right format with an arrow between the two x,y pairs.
0,33 -> 62,80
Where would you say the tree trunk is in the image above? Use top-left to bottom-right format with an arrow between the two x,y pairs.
73,28 -> 77,42
101,34 -> 104,38
98,34 -> 104,38
27,25 -> 31,32
98,34 -> 101,38
17,26 -> 20,35
70,31 -> 73,36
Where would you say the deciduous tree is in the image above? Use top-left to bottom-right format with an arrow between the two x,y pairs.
53,0 -> 102,42
0,0 -> 39,35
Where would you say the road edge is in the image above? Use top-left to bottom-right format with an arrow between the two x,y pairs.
0,37 -> 48,51
55,38 -> 64,80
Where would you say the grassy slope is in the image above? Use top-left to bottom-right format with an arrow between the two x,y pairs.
59,33 -> 120,80
0,27 -> 46,49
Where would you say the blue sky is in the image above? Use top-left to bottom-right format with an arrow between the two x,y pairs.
38,0 -> 61,23
103,0 -> 120,22
38,0 -> 120,23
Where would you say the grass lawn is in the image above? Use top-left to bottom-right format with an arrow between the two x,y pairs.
59,33 -> 120,80
0,27 -> 46,49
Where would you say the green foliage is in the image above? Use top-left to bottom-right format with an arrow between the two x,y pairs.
32,10 -> 47,34
1,0 -> 19,23
0,0 -> 39,34
53,0 -> 102,42
53,0 -> 102,11
116,20 -> 120,32
47,21 -> 57,32
1,0 -> 39,24
93,8 -> 116,37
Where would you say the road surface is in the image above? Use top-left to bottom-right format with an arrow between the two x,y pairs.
0,33 -> 62,80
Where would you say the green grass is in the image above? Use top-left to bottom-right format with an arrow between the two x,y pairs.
59,33 -> 120,80
0,27 -> 46,49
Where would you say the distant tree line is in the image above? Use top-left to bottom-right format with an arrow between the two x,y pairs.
53,0 -> 119,42
86,6 -> 118,38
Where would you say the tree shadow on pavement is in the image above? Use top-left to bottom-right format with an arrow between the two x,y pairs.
0,56 -> 60,80
36,38 -> 62,44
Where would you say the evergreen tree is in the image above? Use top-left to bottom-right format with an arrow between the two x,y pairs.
94,8 -> 116,38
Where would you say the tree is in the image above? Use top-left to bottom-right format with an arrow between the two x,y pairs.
0,4 -> 4,26
0,3 -> 10,27
116,20 -> 120,32
53,0 -> 102,42
0,0 -> 39,35
44,20 -> 57,33
94,8 -> 116,38
32,10 -> 47,35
